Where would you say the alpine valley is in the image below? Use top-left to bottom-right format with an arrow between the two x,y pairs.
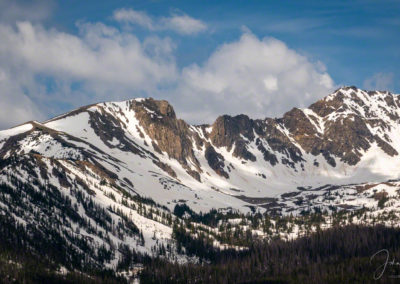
2,86 -> 400,283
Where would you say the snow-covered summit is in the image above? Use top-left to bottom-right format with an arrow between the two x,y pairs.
1,87 -> 400,215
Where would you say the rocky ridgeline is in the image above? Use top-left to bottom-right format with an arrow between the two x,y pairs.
110,87 -> 400,180
1,86 -> 400,275
1,86 -> 400,212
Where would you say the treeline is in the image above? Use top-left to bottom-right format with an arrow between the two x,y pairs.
173,204 -> 242,227
141,224 -> 400,283
0,214 -> 125,283
0,177 -> 147,282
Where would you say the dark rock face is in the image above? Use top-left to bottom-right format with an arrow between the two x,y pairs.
321,116 -> 373,165
255,138 -> 278,166
282,107 -> 322,154
310,91 -> 346,117
130,99 -> 195,163
186,170 -> 201,182
1,86 -> 399,190
89,109 -> 145,156
153,160 -> 177,179
375,135 -> 398,156
120,88 -> 400,177
129,98 -> 202,179
290,89 -> 399,165
258,118 -> 304,165
210,115 -> 256,161
204,144 -> 229,178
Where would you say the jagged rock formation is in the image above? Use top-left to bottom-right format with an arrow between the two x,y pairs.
1,86 -> 400,273
2,86 -> 400,215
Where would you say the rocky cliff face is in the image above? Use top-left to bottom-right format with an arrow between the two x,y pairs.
1,86 -> 400,215
303,86 -> 399,165
209,115 -> 257,162
185,86 -> 400,172
91,87 -> 400,184
2,86 -> 400,278
128,98 -> 203,181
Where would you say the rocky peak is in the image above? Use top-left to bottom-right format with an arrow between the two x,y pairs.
210,115 -> 254,145
282,107 -> 319,137
129,98 -> 202,178
309,88 -> 350,117
209,114 -> 256,161
280,107 -> 322,155
15,87 -> 399,182
283,86 -> 400,165
310,86 -> 399,119
139,98 -> 176,118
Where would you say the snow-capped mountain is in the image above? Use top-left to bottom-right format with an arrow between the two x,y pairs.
2,86 -> 400,211
1,86 -> 400,273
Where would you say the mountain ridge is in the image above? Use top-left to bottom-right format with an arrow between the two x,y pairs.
1,86 -> 400,214
2,86 -> 400,276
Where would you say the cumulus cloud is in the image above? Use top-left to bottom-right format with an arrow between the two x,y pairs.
172,32 -> 334,123
0,21 -> 177,128
363,72 -> 394,92
160,14 -> 207,35
113,8 -> 154,30
113,8 -> 207,35
0,67 -> 45,129
0,22 -> 176,87
0,9 -> 335,129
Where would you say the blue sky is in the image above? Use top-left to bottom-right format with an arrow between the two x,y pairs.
54,0 -> 400,88
0,0 -> 399,129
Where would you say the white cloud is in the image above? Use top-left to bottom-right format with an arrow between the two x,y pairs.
113,8 -> 154,30
363,72 -> 394,91
0,21 -> 178,129
160,14 -> 207,35
0,13 -> 335,129
0,21 -> 176,89
0,67 -> 44,129
172,32 -> 334,123
263,76 -> 278,91
113,8 -> 207,35
2,22 -> 176,87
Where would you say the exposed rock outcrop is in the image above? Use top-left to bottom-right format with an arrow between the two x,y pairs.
204,144 -> 229,178
210,115 -> 256,161
130,98 -> 202,179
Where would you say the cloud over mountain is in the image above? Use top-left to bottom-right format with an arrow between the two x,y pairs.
174,32 -> 334,123
0,10 -> 333,128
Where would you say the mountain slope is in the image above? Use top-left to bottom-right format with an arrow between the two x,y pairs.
1,86 -> 400,274
4,86 -> 400,211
